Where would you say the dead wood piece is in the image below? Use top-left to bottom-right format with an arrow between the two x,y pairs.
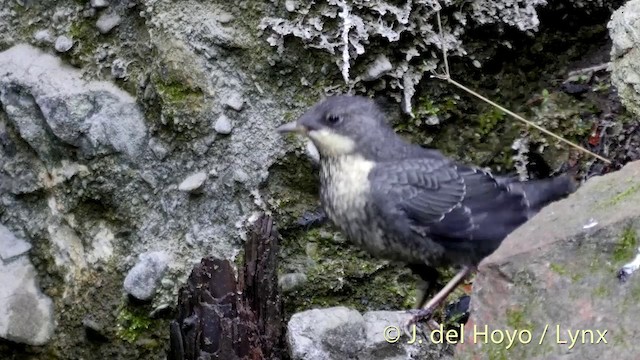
168,215 -> 285,360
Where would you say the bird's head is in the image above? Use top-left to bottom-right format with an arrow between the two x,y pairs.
276,95 -> 394,158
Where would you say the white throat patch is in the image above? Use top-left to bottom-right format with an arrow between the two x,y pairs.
308,128 -> 356,156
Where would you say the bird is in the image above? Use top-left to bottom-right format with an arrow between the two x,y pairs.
275,94 -> 576,326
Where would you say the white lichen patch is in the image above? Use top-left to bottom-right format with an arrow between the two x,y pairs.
260,0 -> 549,114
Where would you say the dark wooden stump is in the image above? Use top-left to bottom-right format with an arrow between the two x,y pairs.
167,215 -> 286,360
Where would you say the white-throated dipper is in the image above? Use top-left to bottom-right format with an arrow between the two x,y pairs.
276,95 -> 576,325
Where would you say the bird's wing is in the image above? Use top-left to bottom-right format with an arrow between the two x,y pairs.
368,158 -> 529,245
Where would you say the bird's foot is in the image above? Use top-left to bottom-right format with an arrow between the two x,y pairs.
403,308 -> 440,338
296,207 -> 328,229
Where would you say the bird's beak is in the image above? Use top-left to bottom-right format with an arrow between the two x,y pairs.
276,120 -> 306,134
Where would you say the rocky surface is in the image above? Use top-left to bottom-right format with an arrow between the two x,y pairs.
458,160 -> 640,359
287,306 -> 453,360
0,226 -> 55,346
609,0 -> 640,118
0,224 -> 31,260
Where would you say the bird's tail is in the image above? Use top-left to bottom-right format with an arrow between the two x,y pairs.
504,175 -> 577,214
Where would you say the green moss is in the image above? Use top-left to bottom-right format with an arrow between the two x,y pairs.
570,272 -> 583,283
281,224 -> 417,314
549,263 -> 567,276
116,306 -> 154,343
414,97 -> 458,119
154,80 -> 204,107
628,280 -> 640,303
68,19 -> 101,61
265,152 -> 320,226
505,308 -> 533,331
10,3 -> 41,41
613,227 -> 638,263
146,61 -> 207,135
477,107 -> 506,136
607,183 -> 640,207
592,284 -> 610,298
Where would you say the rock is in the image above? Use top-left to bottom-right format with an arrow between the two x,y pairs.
96,13 -> 121,34
54,35 -> 73,52
33,29 -> 53,43
0,45 -> 148,163
191,134 -> 216,156
0,256 -> 55,346
288,307 -> 364,360
285,0 -> 296,12
82,8 -> 97,18
609,0 -> 640,117
148,138 -> 170,160
278,272 -> 307,292
178,172 -> 207,193
0,224 -> 31,261
123,251 -> 170,301
111,58 -> 128,79
458,161 -> 640,359
224,93 -> 244,111
217,12 -> 234,24
287,307 -> 453,360
90,0 -> 109,8
214,115 -> 233,134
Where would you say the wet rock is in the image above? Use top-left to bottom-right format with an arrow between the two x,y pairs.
0,224 -> 31,261
0,256 -> 55,346
96,13 -> 121,34
459,160 -> 640,358
178,172 -> 207,193
54,35 -> 73,52
214,114 -> 233,134
287,307 -> 453,360
123,251 -> 170,301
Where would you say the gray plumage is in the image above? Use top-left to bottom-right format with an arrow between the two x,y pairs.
277,95 -> 576,271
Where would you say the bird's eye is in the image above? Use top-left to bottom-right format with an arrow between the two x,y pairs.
326,115 -> 341,125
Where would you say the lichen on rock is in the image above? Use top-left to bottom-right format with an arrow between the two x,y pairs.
259,0 -> 553,114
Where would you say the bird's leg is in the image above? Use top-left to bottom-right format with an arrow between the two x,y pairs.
405,265 -> 472,331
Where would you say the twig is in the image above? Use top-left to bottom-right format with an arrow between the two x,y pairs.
436,11 -> 450,79
567,62 -> 611,78
430,10 -> 611,164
